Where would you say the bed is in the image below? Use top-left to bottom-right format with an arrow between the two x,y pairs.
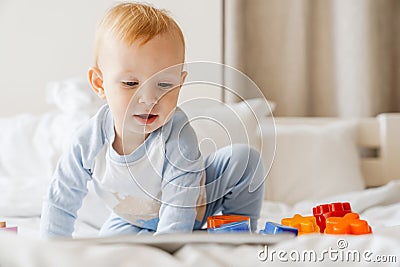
0,80 -> 399,266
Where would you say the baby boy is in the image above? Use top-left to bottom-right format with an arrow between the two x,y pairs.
40,2 -> 265,237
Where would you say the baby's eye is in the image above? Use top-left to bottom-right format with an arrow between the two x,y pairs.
158,82 -> 174,89
122,81 -> 139,87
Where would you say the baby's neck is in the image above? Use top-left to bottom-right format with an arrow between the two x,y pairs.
112,129 -> 149,156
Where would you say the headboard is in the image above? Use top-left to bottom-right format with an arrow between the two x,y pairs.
273,113 -> 400,187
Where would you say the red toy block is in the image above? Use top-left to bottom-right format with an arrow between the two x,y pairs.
281,214 -> 320,235
313,202 -> 352,233
325,213 -> 372,235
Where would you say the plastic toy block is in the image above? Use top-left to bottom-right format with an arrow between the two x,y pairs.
0,221 -> 18,234
281,214 -> 320,235
259,222 -> 298,236
207,220 -> 250,233
324,213 -> 372,235
313,202 -> 352,233
207,215 -> 250,229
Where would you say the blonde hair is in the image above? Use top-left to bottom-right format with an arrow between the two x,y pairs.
94,2 -> 185,66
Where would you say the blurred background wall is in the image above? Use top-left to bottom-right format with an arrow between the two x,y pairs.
225,0 -> 400,117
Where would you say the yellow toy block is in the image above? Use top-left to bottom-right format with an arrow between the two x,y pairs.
281,214 -> 320,235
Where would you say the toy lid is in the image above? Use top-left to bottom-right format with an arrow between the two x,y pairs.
207,215 -> 250,229
208,220 -> 250,233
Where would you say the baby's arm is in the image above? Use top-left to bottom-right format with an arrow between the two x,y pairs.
40,144 -> 92,237
156,110 -> 204,234
40,106 -> 108,237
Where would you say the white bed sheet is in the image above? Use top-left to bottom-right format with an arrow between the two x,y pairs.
1,180 -> 399,267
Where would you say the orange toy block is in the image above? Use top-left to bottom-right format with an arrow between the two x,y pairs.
324,213 -> 372,235
281,214 -> 320,235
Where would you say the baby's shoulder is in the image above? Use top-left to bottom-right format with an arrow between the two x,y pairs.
170,107 -> 190,126
165,107 -> 198,145
163,107 -> 202,162
67,104 -> 110,158
164,107 -> 193,137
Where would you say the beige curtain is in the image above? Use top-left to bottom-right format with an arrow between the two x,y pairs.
225,0 -> 400,117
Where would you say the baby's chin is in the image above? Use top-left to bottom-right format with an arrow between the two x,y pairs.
124,121 -> 164,135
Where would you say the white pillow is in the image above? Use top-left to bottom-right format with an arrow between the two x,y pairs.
181,98 -> 275,156
0,112 -> 94,217
0,175 -> 50,217
46,78 -> 104,115
263,121 -> 365,205
0,112 -> 92,178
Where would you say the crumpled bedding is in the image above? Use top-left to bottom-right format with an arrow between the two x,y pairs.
1,180 -> 399,267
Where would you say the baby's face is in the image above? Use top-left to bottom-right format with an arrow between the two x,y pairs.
96,32 -> 186,136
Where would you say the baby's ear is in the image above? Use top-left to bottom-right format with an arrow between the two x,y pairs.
88,67 -> 106,99
180,70 -> 188,86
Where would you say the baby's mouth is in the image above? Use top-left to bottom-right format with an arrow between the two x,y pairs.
133,113 -> 159,124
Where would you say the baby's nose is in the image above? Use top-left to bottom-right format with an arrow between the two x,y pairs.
138,90 -> 159,106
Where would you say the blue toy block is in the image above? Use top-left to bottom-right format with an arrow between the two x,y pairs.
259,221 -> 298,236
